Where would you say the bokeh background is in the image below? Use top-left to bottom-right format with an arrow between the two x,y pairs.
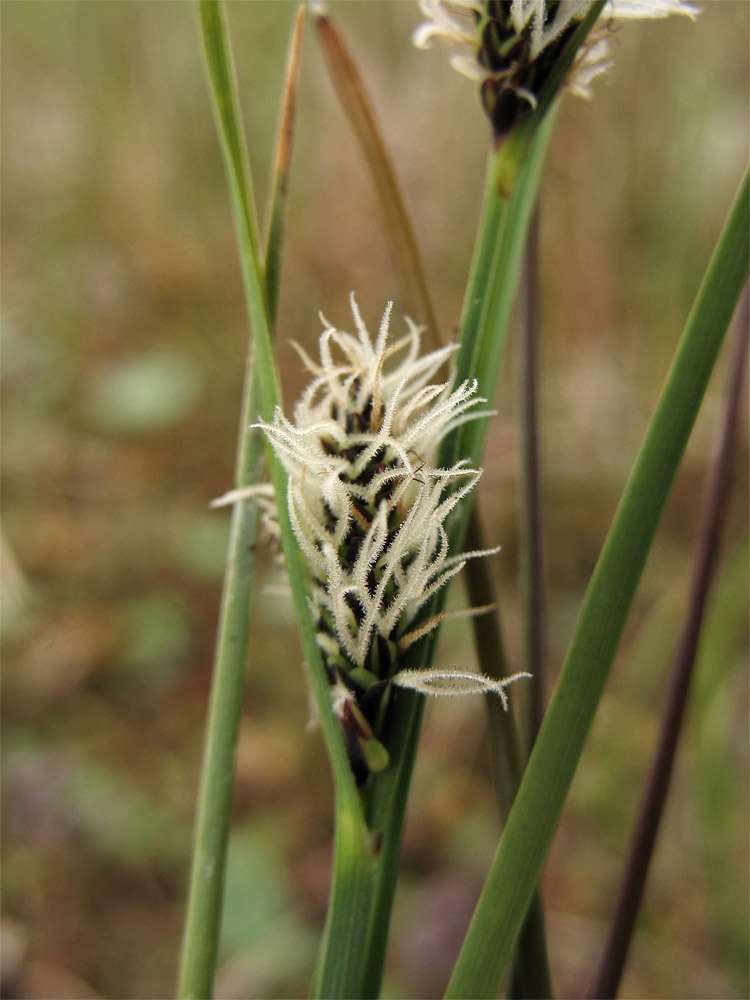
2,2 -> 748,998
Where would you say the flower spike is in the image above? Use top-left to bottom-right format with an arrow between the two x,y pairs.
256,296 -> 525,783
414,0 -> 699,144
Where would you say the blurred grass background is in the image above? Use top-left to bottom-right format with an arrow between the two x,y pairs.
1,2 -> 748,998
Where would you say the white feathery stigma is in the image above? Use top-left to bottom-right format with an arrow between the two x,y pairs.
414,0 -> 699,103
259,295 -> 486,663
254,295 -> 523,778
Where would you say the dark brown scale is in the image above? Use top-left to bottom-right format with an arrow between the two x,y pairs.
487,0 -> 511,19
360,678 -> 390,722
478,19 -> 507,70
372,634 -> 394,678
344,591 -> 364,625
358,461 -> 388,488
355,446 -> 387,483
400,551 -> 416,575
350,498 -> 372,527
501,34 -> 529,64
335,662 -> 365,699
341,722 -> 369,786
470,0 -> 581,145
360,394 -> 374,428
383,526 -> 401,553
341,532 -> 364,567
321,435 -> 339,456
342,443 -> 367,465
374,479 -> 396,507
342,700 -> 369,739
482,83 -> 525,145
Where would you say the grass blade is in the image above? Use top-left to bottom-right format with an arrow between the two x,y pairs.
263,4 -> 305,324
517,207 -> 546,751
313,6 -> 441,345
180,5 -> 367,997
178,5 -> 302,991
196,0 -> 357,808
176,426 -> 267,1000
590,285 -> 749,999
445,168 -> 749,1000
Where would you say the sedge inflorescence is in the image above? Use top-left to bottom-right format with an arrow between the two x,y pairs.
414,0 -> 699,144
258,295 -> 525,783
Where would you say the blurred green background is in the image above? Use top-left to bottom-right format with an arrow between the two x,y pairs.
1,2 -> 748,998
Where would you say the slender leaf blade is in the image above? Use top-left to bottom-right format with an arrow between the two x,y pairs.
264,4 -> 305,324
313,6 -> 441,346
181,6 -> 370,998
196,0 -> 356,804
445,168 -> 750,999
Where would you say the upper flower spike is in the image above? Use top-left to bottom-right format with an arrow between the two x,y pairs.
414,0 -> 699,143
257,295 -> 525,783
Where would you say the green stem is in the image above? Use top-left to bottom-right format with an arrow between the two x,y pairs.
448,108 -> 557,474
196,0 -> 357,809
517,207 -> 546,752
181,6 -> 368,997
507,208 -> 551,1000
177,383 -> 265,999
354,113 -> 558,1000
358,690 -> 426,997
445,168 -> 750,1000
178,2 -> 293,987
464,515 -> 552,1000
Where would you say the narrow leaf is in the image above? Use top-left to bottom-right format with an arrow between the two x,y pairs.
180,6 -> 368,999
445,169 -> 749,999
517,208 -> 546,750
313,6 -> 442,346
264,4 -> 305,324
591,286 -> 749,999
196,0 -> 356,810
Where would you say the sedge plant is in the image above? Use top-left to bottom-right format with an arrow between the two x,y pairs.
179,3 -> 748,998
